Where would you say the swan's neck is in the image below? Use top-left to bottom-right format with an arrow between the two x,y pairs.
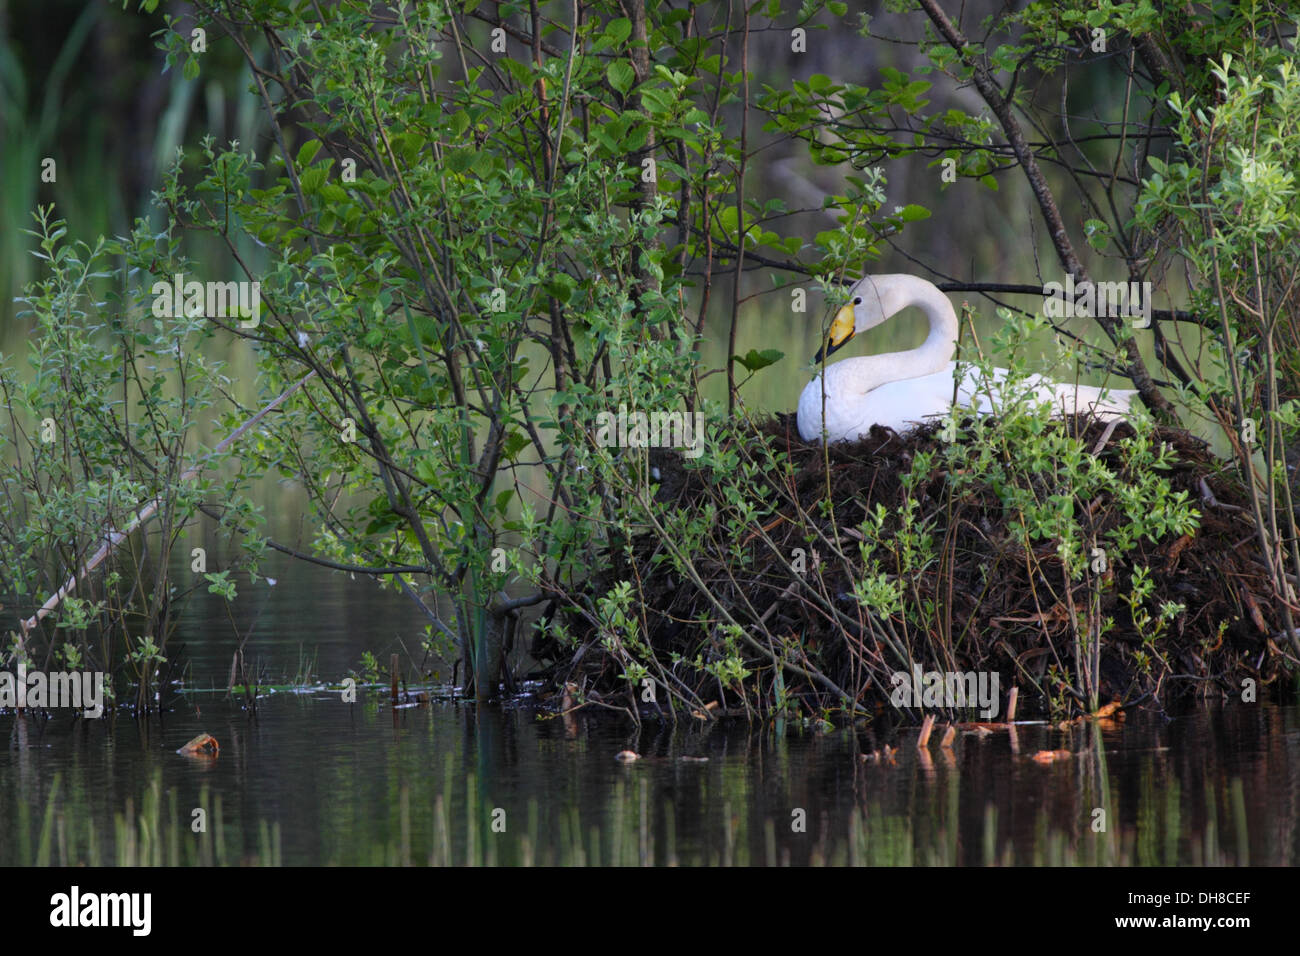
887,278 -> 958,377
831,279 -> 958,393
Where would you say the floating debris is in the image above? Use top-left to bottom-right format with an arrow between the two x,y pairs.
177,733 -> 219,757
1030,749 -> 1072,764
690,701 -> 720,720
860,744 -> 898,764
1092,701 -> 1123,719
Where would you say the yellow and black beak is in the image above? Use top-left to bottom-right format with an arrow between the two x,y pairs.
813,303 -> 856,363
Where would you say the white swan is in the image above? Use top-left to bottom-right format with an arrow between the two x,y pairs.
796,274 -> 1138,443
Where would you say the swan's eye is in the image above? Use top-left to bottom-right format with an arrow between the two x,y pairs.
853,297 -> 862,305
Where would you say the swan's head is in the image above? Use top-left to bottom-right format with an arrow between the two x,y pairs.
813,275 -> 910,362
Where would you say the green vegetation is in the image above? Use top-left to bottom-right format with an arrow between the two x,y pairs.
1,209 -> 265,712
1,0 -> 1297,721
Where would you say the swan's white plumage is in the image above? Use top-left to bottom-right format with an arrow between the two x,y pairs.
796,274 -> 1137,443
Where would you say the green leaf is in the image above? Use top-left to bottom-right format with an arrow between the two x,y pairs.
718,205 -> 740,236
607,60 -> 636,95
605,17 -> 632,47
502,430 -> 530,461
296,139 -> 322,167
300,167 -> 327,194
320,183 -> 349,204
621,122 -> 649,152
639,87 -> 675,115
731,348 -> 784,372
494,489 -> 514,517
544,273 -> 575,303
1083,218 -> 1112,252
898,204 -> 931,222
446,148 -> 474,173
398,133 -> 427,164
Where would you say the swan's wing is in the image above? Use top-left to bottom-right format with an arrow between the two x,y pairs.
798,359 -> 1137,443
852,369 -> 960,432
955,364 -> 1137,420
1047,383 -> 1137,419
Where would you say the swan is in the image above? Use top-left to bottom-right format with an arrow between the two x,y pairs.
796,274 -> 1138,443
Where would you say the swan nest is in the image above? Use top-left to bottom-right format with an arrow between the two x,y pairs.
537,415 -> 1293,722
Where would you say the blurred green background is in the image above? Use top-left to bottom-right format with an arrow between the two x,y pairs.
0,0 -> 1198,431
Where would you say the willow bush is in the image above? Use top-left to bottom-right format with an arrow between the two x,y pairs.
1135,34 -> 1300,656
153,0 -> 894,702
1,208 -> 264,711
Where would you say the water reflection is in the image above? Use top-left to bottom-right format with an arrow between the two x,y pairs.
2,695 -> 1296,866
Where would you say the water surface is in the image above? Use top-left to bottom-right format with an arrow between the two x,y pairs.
3,549 -> 1298,866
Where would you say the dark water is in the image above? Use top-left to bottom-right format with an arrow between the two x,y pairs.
3,551 -> 1299,866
